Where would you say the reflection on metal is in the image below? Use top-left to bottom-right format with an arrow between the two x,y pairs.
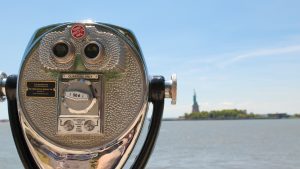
165,74 -> 177,105
22,109 -> 145,169
0,72 -> 7,102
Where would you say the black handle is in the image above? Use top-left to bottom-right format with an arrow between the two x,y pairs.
131,76 -> 165,169
6,75 -> 39,169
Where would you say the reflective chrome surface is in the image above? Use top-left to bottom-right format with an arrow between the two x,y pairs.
0,71 -> 7,102
19,105 -> 148,169
17,22 -> 149,169
165,74 -> 177,105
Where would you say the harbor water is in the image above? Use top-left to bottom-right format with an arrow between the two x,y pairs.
1,119 -> 300,169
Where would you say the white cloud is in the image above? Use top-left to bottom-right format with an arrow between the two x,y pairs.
220,45 -> 300,67
149,43 -> 300,118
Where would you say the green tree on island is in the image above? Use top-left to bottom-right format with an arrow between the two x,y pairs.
184,109 -> 261,120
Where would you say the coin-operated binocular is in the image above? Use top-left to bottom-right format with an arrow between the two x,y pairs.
0,22 -> 177,169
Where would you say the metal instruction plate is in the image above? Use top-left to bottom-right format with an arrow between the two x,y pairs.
26,81 -> 56,97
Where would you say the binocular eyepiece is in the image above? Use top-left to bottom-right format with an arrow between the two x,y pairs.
0,22 -> 176,169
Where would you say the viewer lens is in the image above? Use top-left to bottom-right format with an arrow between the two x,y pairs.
53,42 -> 69,58
84,43 -> 100,59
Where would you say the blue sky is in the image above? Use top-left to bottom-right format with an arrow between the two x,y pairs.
1,0 -> 300,119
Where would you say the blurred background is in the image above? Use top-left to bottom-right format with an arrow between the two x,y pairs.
1,0 -> 300,168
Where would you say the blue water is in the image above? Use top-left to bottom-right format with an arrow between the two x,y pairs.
1,120 -> 300,169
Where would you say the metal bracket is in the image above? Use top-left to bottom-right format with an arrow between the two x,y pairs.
165,74 -> 177,105
0,71 -> 7,102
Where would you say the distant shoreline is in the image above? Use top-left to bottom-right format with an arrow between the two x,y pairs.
162,118 -> 300,121
0,119 -> 9,123
2,118 -> 298,123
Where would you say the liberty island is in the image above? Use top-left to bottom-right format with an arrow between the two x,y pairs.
182,90 -> 300,120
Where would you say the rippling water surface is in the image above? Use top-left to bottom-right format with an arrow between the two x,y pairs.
1,120 -> 300,169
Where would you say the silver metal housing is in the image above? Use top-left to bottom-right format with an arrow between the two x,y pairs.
17,22 -> 149,169
165,74 -> 177,105
0,71 -> 7,102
